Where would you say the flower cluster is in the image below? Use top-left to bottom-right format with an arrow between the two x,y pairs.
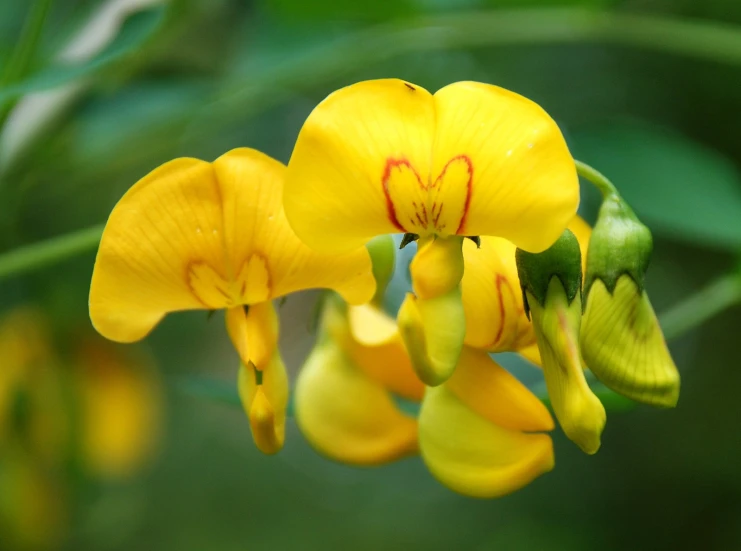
89,79 -> 679,498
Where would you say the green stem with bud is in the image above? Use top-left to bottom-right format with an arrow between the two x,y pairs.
575,159 -> 620,198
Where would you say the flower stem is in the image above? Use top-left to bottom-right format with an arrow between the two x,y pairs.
0,224 -> 104,281
659,272 -> 741,340
575,159 -> 619,198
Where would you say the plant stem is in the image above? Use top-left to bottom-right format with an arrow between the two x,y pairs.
575,159 -> 619,198
0,224 -> 104,281
660,272 -> 741,340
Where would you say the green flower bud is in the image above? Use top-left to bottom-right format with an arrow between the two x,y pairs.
581,193 -> 679,408
516,230 -> 606,455
583,194 -> 652,299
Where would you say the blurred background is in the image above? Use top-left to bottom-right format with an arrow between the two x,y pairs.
1,0 -> 741,549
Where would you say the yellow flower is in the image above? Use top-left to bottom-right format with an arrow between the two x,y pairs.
581,193 -> 680,407
89,148 -> 376,454
284,79 -> 579,385
294,296 -> 420,465
297,235 -> 557,498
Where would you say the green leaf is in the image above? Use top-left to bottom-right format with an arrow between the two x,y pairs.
571,121 -> 741,251
0,6 -> 167,104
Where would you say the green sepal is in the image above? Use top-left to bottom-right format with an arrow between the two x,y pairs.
584,193 -> 653,301
516,229 -> 582,317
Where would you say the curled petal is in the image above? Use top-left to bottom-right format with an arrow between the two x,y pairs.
582,276 -> 680,407
397,291 -> 465,386
295,339 -> 418,465
90,148 -> 374,343
432,82 -> 579,251
419,386 -> 554,499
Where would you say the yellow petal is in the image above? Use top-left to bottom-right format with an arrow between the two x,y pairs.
446,347 -> 553,432
461,236 -> 534,352
238,350 -> 289,455
285,79 -> 578,253
347,304 -> 397,346
212,149 -> 376,305
568,215 -> 592,273
518,343 -> 542,366
295,339 -> 418,465
528,280 -> 606,455
419,385 -> 554,499
90,157 -> 225,341
332,302 -> 424,402
582,276 -> 680,407
76,340 -> 161,478
432,81 -> 579,251
285,79 -> 435,253
397,290 -> 465,386
90,148 -> 375,343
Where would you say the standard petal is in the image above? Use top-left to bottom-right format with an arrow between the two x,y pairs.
284,79 -> 436,253
90,158 -> 228,342
213,148 -> 376,305
295,340 -> 418,466
419,386 -> 554,499
446,348 -> 553,433
461,236 -> 534,352
432,82 -> 579,251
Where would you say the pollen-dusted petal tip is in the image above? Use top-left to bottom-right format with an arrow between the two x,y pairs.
285,79 -> 436,253
295,339 -> 418,466
582,276 -> 680,408
397,291 -> 465,386
432,81 -> 579,251
419,385 -> 554,499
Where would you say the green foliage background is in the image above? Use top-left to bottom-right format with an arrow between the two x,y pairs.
2,0 -> 741,549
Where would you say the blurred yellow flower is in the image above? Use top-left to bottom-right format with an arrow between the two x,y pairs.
284,79 -> 579,386
89,148 -> 375,453
74,340 -> 162,478
0,306 -> 163,549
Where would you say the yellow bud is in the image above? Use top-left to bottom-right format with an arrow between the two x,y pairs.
528,279 -> 606,455
248,387 -> 283,455
582,276 -> 680,408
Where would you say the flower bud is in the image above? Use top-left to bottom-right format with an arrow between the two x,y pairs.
516,230 -> 606,454
581,194 -> 680,408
